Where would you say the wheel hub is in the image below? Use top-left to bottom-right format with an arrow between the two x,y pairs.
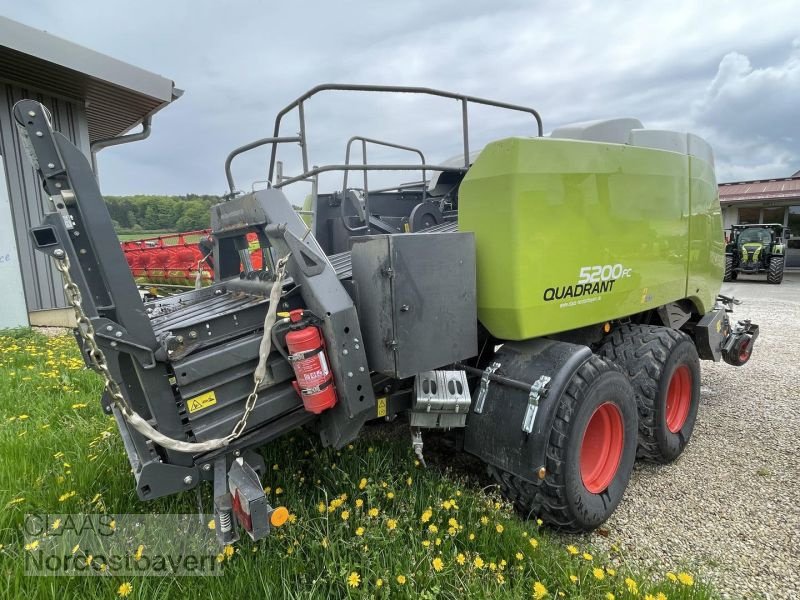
580,402 -> 624,494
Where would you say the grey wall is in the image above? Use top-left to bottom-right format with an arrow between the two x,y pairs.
0,81 -> 90,311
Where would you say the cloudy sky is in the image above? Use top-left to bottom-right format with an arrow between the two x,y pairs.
3,0 -> 798,196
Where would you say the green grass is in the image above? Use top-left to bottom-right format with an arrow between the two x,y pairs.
0,330 -> 714,599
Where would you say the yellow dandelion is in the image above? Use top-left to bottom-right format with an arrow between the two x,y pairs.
656,594 -> 667,600
346,571 -> 361,588
666,572 -> 677,582
359,478 -> 367,490
396,574 -> 407,585
593,567 -> 605,580
7,497 -> 25,507
208,519 -> 216,530
606,567 -> 616,576
117,582 -> 133,597
497,573 -> 505,584
625,577 -> 638,594
677,572 -> 694,586
317,502 -> 326,514
134,544 -> 145,561
569,574 -> 578,583
341,510 -> 350,521
386,491 -> 395,500
422,540 -> 430,547
355,526 -> 365,536
406,477 -> 413,486
18,414 -> 29,420
529,537 -> 539,548
606,594 -> 615,600
515,552 -> 524,561
495,523 -> 504,533
387,519 -> 397,531
456,553 -> 466,565
275,487 -> 283,495
71,403 -> 87,409
50,518 -> 61,530
442,500 -> 452,510
24,540 -> 40,551
368,507 -> 379,518
469,532 -> 475,540
428,524 -> 438,534
480,515 -> 489,525
71,544 -> 79,555
532,581 -> 548,599
582,552 -> 593,561
376,578 -> 383,587
474,555 -> 485,569
432,557 -> 444,572
355,499 -> 363,508
223,544 -> 234,558
421,509 -> 433,523
566,545 -> 578,555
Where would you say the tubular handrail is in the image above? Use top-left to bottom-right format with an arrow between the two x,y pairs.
265,83 -> 543,185
341,136 -> 428,232
225,135 -> 301,195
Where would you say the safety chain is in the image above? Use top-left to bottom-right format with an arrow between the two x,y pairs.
225,254 -> 289,443
52,248 -> 291,447
53,249 -> 133,416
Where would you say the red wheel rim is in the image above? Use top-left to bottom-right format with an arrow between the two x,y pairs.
665,365 -> 692,433
580,402 -> 624,494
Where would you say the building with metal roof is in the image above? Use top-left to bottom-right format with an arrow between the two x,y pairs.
719,173 -> 800,268
0,16 -> 180,327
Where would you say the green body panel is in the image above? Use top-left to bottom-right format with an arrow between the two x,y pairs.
741,243 -> 763,263
458,137 -> 722,341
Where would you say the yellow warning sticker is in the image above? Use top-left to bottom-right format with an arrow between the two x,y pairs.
376,397 -> 387,418
187,391 -> 217,413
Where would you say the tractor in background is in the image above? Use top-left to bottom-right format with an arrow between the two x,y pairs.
724,224 -> 789,284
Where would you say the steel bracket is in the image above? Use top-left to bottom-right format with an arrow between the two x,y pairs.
522,375 -> 551,434
474,361 -> 500,414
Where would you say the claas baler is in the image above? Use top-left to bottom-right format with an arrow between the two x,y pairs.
14,84 -> 758,543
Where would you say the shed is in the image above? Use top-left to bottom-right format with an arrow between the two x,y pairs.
0,16 -> 180,327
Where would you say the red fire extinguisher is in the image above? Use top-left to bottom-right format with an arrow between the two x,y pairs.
285,309 -> 338,414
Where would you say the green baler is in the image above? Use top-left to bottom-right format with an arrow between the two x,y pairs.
18,85 -> 759,541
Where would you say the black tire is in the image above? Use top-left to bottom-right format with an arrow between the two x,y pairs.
767,255 -> 784,284
723,255 -> 734,282
488,355 -> 637,532
598,324 -> 701,463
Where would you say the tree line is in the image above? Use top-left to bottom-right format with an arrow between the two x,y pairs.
105,194 -> 221,232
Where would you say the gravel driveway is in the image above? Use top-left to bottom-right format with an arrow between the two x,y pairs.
571,272 -> 800,599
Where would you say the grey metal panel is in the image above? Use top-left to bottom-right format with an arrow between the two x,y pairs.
350,232 -> 478,378
0,82 -> 90,310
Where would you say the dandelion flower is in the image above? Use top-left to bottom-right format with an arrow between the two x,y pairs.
355,499 -> 363,508
432,557 -> 444,572
208,519 -> 216,530
469,532 -> 475,541
406,477 -> 413,486
497,573 -> 505,584
355,527 -> 365,536
317,502 -> 326,514
387,519 -> 397,531
515,552 -> 524,561
58,491 -> 77,502
480,515 -> 489,525
582,552 -> 593,561
656,594 -> 667,600
495,523 -> 504,533
569,574 -> 578,583
341,510 -> 350,521
606,594 -> 615,600
50,518 -> 61,530
71,544 -> 79,555
566,545 -> 578,555
396,574 -> 406,585
473,555 -> 485,569
24,540 -> 40,551
368,508 -> 379,518
529,537 -> 539,549
625,577 -> 638,594
606,567 -> 616,576
117,582 -> 133,597
532,581 -> 548,599
593,567 -> 605,580
666,572 -> 677,582
428,524 -> 438,534
420,509 -> 432,523
456,553 -> 466,565
376,578 -> 383,587
346,572 -> 361,588
677,572 -> 694,586
223,544 -> 234,559
422,540 -> 430,548
359,478 -> 367,490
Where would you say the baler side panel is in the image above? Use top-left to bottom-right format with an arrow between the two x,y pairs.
459,137 -> 692,340
686,153 -> 724,314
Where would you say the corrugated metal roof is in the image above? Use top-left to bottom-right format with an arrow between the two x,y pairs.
719,176 -> 800,204
0,16 -> 179,143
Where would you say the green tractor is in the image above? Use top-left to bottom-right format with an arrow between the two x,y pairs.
724,224 -> 788,284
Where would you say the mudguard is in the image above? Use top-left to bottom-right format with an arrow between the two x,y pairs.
463,339 -> 592,484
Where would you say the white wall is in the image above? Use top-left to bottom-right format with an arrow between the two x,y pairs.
0,156 -> 29,328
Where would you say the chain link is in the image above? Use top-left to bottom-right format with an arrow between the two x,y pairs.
53,249 -> 290,446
